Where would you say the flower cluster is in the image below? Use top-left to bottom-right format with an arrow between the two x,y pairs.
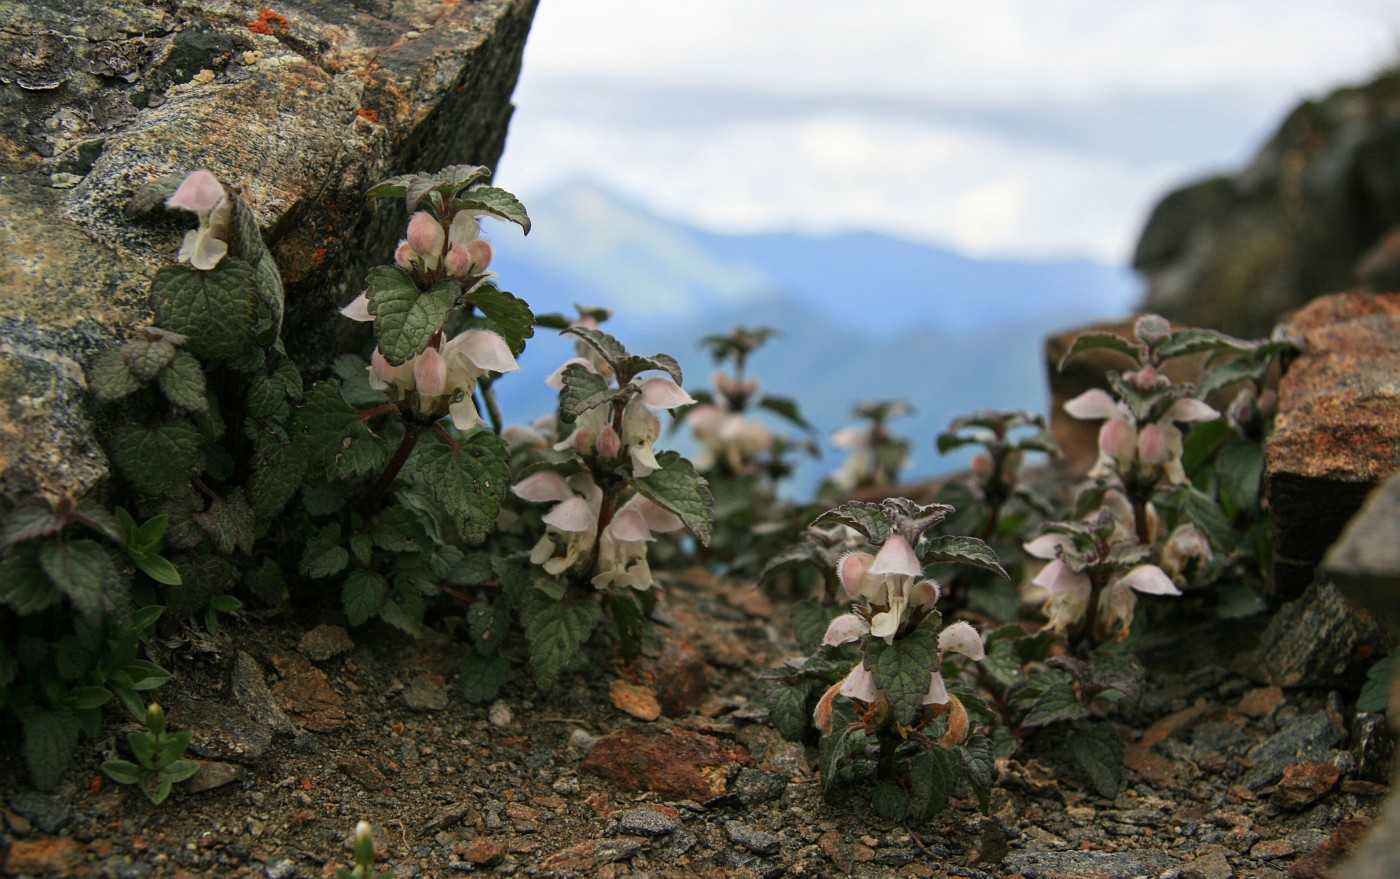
827,399 -> 912,494
687,369 -> 774,476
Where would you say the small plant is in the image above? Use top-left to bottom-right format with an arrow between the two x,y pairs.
334,821 -> 394,879
101,703 -> 200,804
824,399 -> 913,496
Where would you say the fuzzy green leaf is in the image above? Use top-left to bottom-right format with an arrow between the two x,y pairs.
39,540 -> 122,627
470,285 -> 535,355
1069,722 -> 1124,798
414,431 -> 512,545
811,501 -> 897,544
0,544 -> 63,614
562,325 -> 627,369
291,382 -> 358,473
301,524 -> 348,579
156,351 -> 209,415
25,710 -> 80,791
632,451 -> 714,546
342,570 -> 388,626
1057,332 -> 1142,371
919,535 -> 1007,579
3,499 -> 65,547
557,363 -> 617,423
245,373 -> 289,423
1185,486 -> 1235,551
192,489 -> 255,556
910,747 -> 959,819
121,338 -> 176,382
1218,439 -> 1264,514
336,421 -> 397,478
378,590 -> 426,637
1358,653 -> 1395,713
366,268 -> 456,365
864,627 -> 940,726
1020,681 -> 1090,728
790,597 -> 844,649
88,348 -> 142,401
459,650 -> 510,704
817,718 -> 865,791
618,353 -> 683,386
112,421 -> 204,495
452,186 -> 531,233
249,431 -> 308,519
522,591 -> 602,691
467,598 -> 511,656
1155,327 -> 1256,361
768,681 -> 814,741
151,259 -> 260,361
757,395 -> 814,431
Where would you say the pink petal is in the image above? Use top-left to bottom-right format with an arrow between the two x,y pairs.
1137,422 -> 1167,465
638,377 -> 695,409
1167,397 -> 1219,424
452,331 -> 519,373
822,613 -> 870,646
512,471 -> 574,503
923,671 -> 949,706
406,211 -> 445,256
838,663 -> 882,702
413,347 -> 447,397
1098,417 -> 1136,460
443,244 -> 474,276
340,293 -> 373,322
1117,564 -> 1182,596
542,497 -> 597,533
624,496 -> 684,533
546,357 -> 594,389
1023,534 -> 1069,560
467,238 -> 494,271
911,579 -> 941,608
166,170 -> 224,212
606,509 -> 654,543
938,621 -> 984,660
870,534 -> 921,577
1033,559 -> 1090,596
1064,389 -> 1119,421
837,551 -> 875,598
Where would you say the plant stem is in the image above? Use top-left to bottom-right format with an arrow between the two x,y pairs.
478,378 -> 505,434
877,730 -> 900,779
360,424 -> 424,511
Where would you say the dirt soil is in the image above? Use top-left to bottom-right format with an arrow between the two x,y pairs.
1,568 -> 1393,879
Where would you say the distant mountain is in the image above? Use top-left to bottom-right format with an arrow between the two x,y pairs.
486,181 -> 1138,494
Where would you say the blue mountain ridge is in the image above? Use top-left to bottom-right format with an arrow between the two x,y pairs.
484,182 -> 1138,493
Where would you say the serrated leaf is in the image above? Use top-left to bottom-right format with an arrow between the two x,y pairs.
632,451 -> 714,546
245,373 -> 288,422
811,501 -> 897,544
1020,681 -> 1090,728
25,710 -> 80,791
769,681 -> 814,741
1184,486 -> 1235,551
790,597 -> 844,649
1155,327 -> 1255,361
557,363 -> 617,423
911,747 -> 959,819
112,421 -> 204,496
817,718 -> 864,791
292,381 -> 358,472
617,353 -> 683,386
758,543 -> 822,587
336,421 -> 397,478
919,535 -> 1007,579
562,324 -> 627,369
366,267 -> 456,364
1358,653 -> 1395,714
370,505 -> 430,554
3,498 -> 65,547
958,733 -> 997,809
470,285 -> 535,355
88,348 -> 142,401
1198,357 -> 1263,399
0,544 -> 62,615
342,570 -> 388,626
1218,439 -> 1264,514
151,259 -> 261,361
1069,722 -> 1124,798
467,598 -> 511,655
301,524 -> 349,579
249,431 -> 309,519
156,351 -> 209,415
864,627 -> 940,726
39,540 -> 122,627
121,338 -> 176,382
377,590 -> 426,637
452,186 -> 531,233
192,489 -> 255,555
365,172 -> 431,201
414,431 -> 512,545
1057,332 -> 1142,371
459,650 -> 510,704
522,591 -> 602,690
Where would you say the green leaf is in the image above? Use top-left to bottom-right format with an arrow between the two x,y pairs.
63,686 -> 113,710
366,267 -> 456,364
336,421 -> 397,478
124,660 -> 172,691
371,505 -> 429,553
452,186 -> 531,233
25,710 -> 80,791
112,421 -> 204,495
1068,722 -> 1124,798
1155,327 -> 1256,361
817,718 -> 865,792
291,381 -> 358,473
192,489 -> 255,555
1184,486 -> 1235,551
561,324 -> 627,370
1358,652 -> 1395,714
102,759 -> 145,786
1217,439 -> 1264,514
870,780 -> 912,821
811,501 -> 897,544
910,747 -> 959,819
88,348 -> 142,401
38,540 -> 122,627
768,681 -> 814,741
245,373 -> 289,423
632,451 -> 714,546
467,598 -> 511,656
121,337 -> 176,382
459,650 -> 511,704
301,524 -> 349,579
617,353 -> 683,386
557,363 -> 617,423
150,259 -> 261,361
377,590 -> 426,637
1057,332 -> 1142,371
1020,681 -> 1090,728
249,431 -> 309,519
1198,357 -> 1263,399
3,498 -> 65,547
522,591 -> 602,691
790,597 -> 844,649
919,535 -> 1007,579
414,431 -> 512,545
864,628 -> 940,726
160,758 -> 201,784
608,592 -> 646,662
756,395 -> 814,431
470,285 -> 535,355
958,733 -> 998,808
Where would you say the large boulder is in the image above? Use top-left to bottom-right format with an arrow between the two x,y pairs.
0,0 -> 538,510
1134,69 -> 1400,337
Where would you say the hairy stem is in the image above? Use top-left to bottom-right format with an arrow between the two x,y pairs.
360,424 -> 424,511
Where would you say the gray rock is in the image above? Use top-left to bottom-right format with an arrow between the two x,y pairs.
1004,847 -> 1182,879
8,790 -> 71,833
402,675 -> 450,712
1242,712 -> 1343,789
614,808 -> 679,837
727,768 -> 789,805
1325,471 -> 1400,638
725,821 -> 783,856
230,651 -> 294,734
181,760 -> 241,793
264,856 -> 298,879
179,697 -> 274,761
1252,577 -> 1387,687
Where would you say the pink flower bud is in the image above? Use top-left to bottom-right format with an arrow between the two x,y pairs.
371,348 -> 396,383
1098,418 -> 1136,463
971,453 -> 993,480
1135,313 -> 1171,343
443,244 -> 473,277
572,428 -> 596,455
597,426 -> 621,459
1137,422 -> 1168,466
414,347 -> 447,398
394,240 -> 416,269
467,238 -> 494,271
406,212 -> 445,259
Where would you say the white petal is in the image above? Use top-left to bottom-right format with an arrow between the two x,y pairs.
1166,397 -> 1219,424
448,397 -> 482,431
938,621 -> 985,660
1023,534 -> 1069,560
638,377 -> 694,409
870,534 -> 921,577
831,426 -> 866,448
629,442 -> 660,476
1032,559 -> 1091,596
1064,389 -> 1120,421
923,671 -> 950,705
870,611 -> 899,640
838,663 -> 882,702
542,496 -> 597,533
166,170 -> 224,212
1117,564 -> 1182,596
624,496 -> 684,533
452,330 -> 519,373
605,509 -> 654,543
822,613 -> 870,647
837,551 -> 876,599
546,357 -> 594,389
340,293 -> 373,322
512,471 -> 574,503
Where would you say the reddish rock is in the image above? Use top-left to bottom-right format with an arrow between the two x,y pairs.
580,725 -> 752,802
1140,702 -> 1215,748
2,838 -> 86,876
1273,761 -> 1343,808
609,680 -> 661,722
460,839 -> 507,866
270,652 -> 349,731
652,640 -> 709,716
1267,293 -> 1400,597
1291,817 -> 1371,879
1238,686 -> 1285,719
337,755 -> 391,793
297,624 -> 354,661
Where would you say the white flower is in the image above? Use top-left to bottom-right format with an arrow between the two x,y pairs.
1063,389 -> 1219,485
514,471 -> 603,576
822,613 -> 870,646
167,170 -> 232,270
592,496 -> 684,591
1097,564 -> 1180,641
689,402 -> 773,475
1024,534 -> 1093,633
366,330 -> 518,428
1161,524 -> 1212,584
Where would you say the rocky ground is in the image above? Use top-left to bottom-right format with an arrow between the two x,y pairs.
1,566 -> 1393,879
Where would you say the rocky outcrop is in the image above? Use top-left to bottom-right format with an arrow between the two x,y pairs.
0,0 -> 538,509
1135,70 -> 1400,337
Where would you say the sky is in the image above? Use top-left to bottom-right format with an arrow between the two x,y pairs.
496,0 -> 1399,263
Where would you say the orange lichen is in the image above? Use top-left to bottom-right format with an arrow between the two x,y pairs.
248,8 -> 290,36
355,109 -> 379,124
